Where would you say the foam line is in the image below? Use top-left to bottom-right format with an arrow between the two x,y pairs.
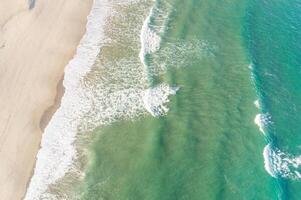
25,1 -> 180,198
263,144 -> 276,177
254,114 -> 264,134
24,1 -> 110,199
139,5 -> 161,69
263,144 -> 301,180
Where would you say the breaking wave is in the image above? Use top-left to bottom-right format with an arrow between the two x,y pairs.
24,0 -> 179,199
264,144 -> 301,180
251,64 -> 301,181
24,0 -> 111,199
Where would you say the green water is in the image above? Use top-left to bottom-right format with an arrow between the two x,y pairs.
76,0 -> 301,199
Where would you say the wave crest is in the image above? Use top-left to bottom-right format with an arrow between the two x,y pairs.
264,144 -> 301,180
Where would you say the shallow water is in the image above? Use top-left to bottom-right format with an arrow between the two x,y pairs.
25,0 -> 301,199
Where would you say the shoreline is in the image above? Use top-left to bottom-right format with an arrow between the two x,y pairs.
23,0 -> 110,198
22,77 -> 65,200
39,76 -> 65,132
0,0 -> 92,199
23,76 -> 64,200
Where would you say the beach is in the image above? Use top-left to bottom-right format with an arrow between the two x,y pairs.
1,0 -> 301,199
0,0 -> 92,199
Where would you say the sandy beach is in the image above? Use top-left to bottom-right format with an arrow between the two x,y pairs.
0,0 -> 92,199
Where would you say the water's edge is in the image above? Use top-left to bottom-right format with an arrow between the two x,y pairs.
23,0 -> 106,198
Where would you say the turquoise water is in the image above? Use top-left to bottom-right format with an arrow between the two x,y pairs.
74,0 -> 301,199
247,0 -> 301,199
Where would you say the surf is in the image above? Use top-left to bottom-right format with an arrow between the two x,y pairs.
24,0 -> 178,199
24,0 -> 111,199
246,1 -> 301,199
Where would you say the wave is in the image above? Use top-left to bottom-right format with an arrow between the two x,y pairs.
143,84 -> 179,117
139,0 -> 178,117
254,113 -> 271,135
139,0 -> 215,77
253,98 -> 270,135
25,0 -> 178,199
24,0 -> 111,199
263,144 -> 277,177
263,144 -> 301,180
139,6 -> 161,68
254,99 -> 260,109
251,64 -> 301,181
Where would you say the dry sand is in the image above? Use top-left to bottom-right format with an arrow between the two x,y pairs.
0,0 -> 92,199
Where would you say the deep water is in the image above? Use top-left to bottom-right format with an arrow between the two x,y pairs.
246,0 -> 301,199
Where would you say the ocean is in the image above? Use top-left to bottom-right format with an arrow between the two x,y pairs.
25,0 -> 301,199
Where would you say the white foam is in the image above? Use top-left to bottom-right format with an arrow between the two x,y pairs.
24,1 -> 110,199
143,84 -> 179,117
295,171 -> 301,178
148,39 -> 214,76
254,114 -> 265,134
254,113 -> 272,135
248,63 -> 254,70
263,144 -> 301,180
138,1 -> 214,78
263,144 -> 277,177
138,3 -> 178,116
254,99 -> 260,109
25,1 -> 181,198
139,6 -> 162,68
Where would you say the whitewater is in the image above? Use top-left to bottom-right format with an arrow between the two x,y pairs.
24,0 -> 178,199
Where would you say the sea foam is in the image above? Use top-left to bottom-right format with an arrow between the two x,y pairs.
263,144 -> 301,180
143,84 -> 179,117
254,99 -> 260,109
263,144 -> 277,177
139,1 -> 178,117
139,6 -> 161,69
24,0 -> 110,199
254,113 -> 271,135
25,0 -> 178,199
251,77 -> 301,180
